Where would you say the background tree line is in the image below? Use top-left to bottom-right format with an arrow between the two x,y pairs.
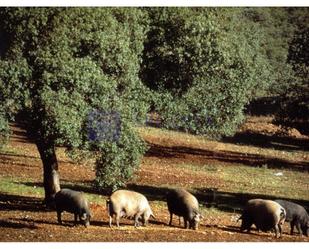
0,7 -> 308,204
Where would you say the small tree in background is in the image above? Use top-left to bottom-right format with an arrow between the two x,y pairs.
0,7 -> 149,203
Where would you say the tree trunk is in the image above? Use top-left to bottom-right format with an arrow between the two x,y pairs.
36,139 -> 61,207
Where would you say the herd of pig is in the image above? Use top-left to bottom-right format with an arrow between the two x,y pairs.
54,188 -> 309,238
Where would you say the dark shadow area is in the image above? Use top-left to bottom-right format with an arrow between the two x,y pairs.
148,219 -> 167,226
0,160 -> 40,168
146,143 -> 309,172
11,217 -> 96,228
127,184 -> 171,202
194,188 -> 309,214
123,184 -> 309,216
0,219 -> 38,229
218,225 -> 285,237
10,217 -> 58,226
0,193 -> 47,212
0,160 -> 39,169
90,220 -> 109,227
245,96 -> 282,116
222,131 -> 309,152
9,129 -> 34,144
60,181 -> 102,194
0,151 -> 39,160
0,150 -> 78,166
20,180 -> 106,196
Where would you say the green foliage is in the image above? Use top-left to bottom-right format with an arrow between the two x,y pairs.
142,8 -> 277,137
241,8 -> 297,96
274,24 -> 309,134
0,58 -> 31,147
0,7 -> 149,190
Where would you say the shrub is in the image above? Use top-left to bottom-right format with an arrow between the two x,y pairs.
94,122 -> 146,192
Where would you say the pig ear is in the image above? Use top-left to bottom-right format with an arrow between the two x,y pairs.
80,213 -> 87,220
193,211 -> 202,219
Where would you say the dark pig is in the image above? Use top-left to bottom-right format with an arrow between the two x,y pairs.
275,199 -> 309,236
166,188 -> 202,230
55,188 -> 91,227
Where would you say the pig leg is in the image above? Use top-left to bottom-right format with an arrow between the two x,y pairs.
290,221 -> 295,235
116,213 -> 121,227
274,224 -> 281,238
134,215 -> 138,228
169,213 -> 173,226
57,211 -> 62,225
295,222 -> 302,235
134,213 -> 141,228
184,218 -> 189,229
142,214 -> 148,226
74,214 -> 78,226
109,214 -> 113,228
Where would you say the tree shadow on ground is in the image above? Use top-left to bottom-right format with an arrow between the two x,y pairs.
9,217 -> 59,226
20,180 -> 105,196
146,143 -> 309,172
126,184 -> 309,215
0,193 -> 47,212
194,188 -> 309,214
127,184 -> 171,202
90,220 -> 110,227
222,131 -> 309,152
8,128 -> 34,144
217,224 -> 291,238
0,151 -> 76,166
0,219 -> 38,229
10,216 -> 108,228
0,151 -> 39,160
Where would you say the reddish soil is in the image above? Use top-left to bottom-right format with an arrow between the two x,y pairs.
0,117 -> 308,242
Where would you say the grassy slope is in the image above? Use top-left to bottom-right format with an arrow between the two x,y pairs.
1,118 -> 309,214
137,125 -> 309,211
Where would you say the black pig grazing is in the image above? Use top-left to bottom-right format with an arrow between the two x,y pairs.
275,199 -> 309,236
55,188 -> 91,227
166,188 -> 202,230
239,199 -> 286,238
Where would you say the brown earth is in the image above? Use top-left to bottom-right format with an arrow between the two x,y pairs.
0,116 -> 308,242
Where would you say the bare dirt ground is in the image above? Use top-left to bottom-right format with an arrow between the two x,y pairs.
0,116 -> 308,242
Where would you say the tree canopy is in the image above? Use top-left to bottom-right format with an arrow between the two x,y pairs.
141,8 -> 285,137
0,7 -> 149,198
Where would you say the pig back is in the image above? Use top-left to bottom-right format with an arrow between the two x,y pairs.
110,190 -> 150,216
55,188 -> 89,214
275,199 -> 308,223
167,188 -> 199,218
245,199 -> 285,231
